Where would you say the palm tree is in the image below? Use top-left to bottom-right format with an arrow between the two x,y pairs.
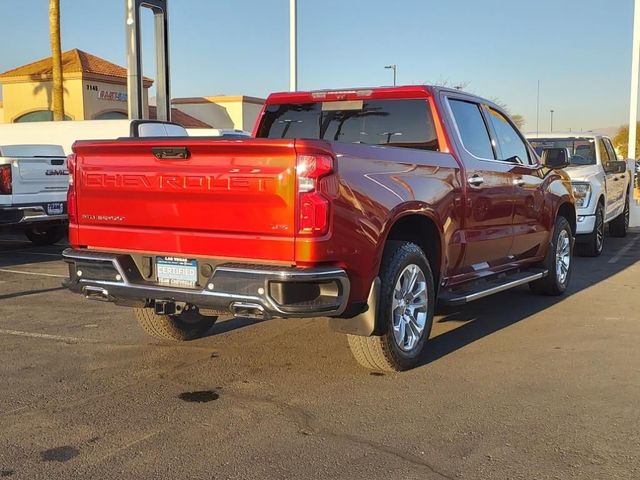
49,0 -> 64,121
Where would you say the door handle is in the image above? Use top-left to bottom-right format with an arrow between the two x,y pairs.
467,175 -> 484,187
513,177 -> 525,187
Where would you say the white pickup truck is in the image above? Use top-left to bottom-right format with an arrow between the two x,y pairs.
528,133 -> 631,256
0,144 -> 69,245
0,120 -> 189,245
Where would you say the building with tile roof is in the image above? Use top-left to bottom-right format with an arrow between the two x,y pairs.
148,106 -> 212,129
0,49 -> 263,131
0,49 -> 152,123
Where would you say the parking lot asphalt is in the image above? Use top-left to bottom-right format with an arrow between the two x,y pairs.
0,231 -> 638,480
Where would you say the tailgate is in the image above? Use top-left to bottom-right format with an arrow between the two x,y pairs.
12,156 -> 69,195
73,139 -> 298,262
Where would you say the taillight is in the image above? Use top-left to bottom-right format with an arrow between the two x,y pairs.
66,154 -> 77,223
0,164 -> 11,194
296,154 -> 334,235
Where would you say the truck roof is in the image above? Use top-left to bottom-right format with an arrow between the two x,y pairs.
526,131 -> 606,140
265,85 -> 489,105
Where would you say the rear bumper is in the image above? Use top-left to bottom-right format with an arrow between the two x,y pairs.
0,203 -> 67,226
62,249 -> 350,319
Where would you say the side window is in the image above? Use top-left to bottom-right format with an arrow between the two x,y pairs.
485,107 -> 531,165
604,138 -> 618,161
598,138 -> 610,168
448,99 -> 495,159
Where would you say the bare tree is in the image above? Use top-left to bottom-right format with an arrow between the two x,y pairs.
49,0 -> 64,121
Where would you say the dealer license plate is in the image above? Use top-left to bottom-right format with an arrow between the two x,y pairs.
156,256 -> 198,288
47,202 -> 64,215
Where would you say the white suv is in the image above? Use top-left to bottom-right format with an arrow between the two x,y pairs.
528,133 -> 631,256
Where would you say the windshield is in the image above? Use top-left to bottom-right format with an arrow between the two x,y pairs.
256,99 -> 439,151
529,138 -> 596,165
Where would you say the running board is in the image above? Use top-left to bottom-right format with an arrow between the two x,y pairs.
439,269 -> 548,306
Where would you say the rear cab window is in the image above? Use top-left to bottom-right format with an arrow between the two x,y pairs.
448,99 -> 495,159
256,99 -> 440,151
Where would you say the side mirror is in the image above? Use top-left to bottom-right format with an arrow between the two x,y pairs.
541,147 -> 570,169
606,160 -> 627,175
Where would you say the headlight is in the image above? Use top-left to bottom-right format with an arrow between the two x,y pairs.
571,182 -> 592,208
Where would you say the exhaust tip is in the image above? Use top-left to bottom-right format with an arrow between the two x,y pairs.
82,286 -> 110,302
230,302 -> 265,319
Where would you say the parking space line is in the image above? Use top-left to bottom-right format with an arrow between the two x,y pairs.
0,328 -> 97,343
608,236 -> 639,264
0,268 -> 66,278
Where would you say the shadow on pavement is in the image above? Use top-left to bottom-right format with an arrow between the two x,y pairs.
205,316 -> 260,337
0,286 -> 66,301
0,233 -> 66,268
419,231 -> 639,367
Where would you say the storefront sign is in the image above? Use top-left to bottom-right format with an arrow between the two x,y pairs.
98,90 -> 128,102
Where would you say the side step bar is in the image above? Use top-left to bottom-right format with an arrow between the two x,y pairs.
439,269 -> 548,307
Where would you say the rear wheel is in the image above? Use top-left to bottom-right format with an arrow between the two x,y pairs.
529,216 -> 573,296
609,198 -> 629,238
134,306 -> 217,341
347,241 -> 435,372
576,203 -> 604,257
24,225 -> 66,246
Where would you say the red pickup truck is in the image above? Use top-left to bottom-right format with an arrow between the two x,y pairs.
63,86 -> 576,371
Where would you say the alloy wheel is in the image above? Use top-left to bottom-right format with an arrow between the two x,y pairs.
392,264 -> 428,352
556,229 -> 571,285
596,211 -> 604,253
624,202 -> 630,230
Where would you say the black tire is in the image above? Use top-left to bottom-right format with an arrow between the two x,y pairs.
529,216 -> 573,296
575,203 -> 604,257
24,225 -> 66,246
609,198 -> 629,238
347,241 -> 435,372
134,306 -> 217,341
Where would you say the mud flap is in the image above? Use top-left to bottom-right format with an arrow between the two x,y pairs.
328,277 -> 380,336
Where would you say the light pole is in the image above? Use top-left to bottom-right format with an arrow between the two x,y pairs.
289,0 -> 297,92
384,64 -> 397,86
628,0 -> 640,159
550,109 -> 555,132
536,80 -> 540,136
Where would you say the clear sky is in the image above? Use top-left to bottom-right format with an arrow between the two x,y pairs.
0,0 -> 635,132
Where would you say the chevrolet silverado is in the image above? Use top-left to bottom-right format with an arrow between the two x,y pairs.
63,86 -> 576,371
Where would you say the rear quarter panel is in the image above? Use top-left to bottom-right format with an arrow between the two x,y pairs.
295,141 -> 463,302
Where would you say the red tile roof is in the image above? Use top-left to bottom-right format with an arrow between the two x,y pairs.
0,49 -> 153,86
148,106 -> 212,128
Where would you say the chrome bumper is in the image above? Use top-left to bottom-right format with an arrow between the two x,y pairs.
62,249 -> 350,319
0,205 -> 67,225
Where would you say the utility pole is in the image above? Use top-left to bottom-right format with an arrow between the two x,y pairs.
384,64 -> 397,86
628,0 -> 640,159
550,109 -> 555,132
289,0 -> 297,91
